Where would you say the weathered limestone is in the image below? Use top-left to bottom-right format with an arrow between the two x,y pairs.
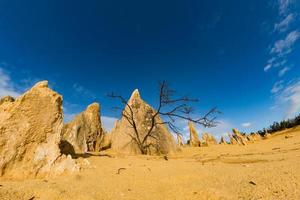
110,89 -> 177,155
264,132 -> 272,139
98,132 -> 112,151
202,133 -> 217,146
219,136 -> 227,145
62,103 -> 103,154
247,133 -> 262,142
0,96 -> 15,106
188,121 -> 201,147
177,134 -> 184,146
0,81 -> 78,179
232,128 -> 248,145
228,133 -> 239,145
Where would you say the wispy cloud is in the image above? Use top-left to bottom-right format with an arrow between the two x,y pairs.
241,122 -> 252,127
0,67 -> 20,98
274,13 -> 295,32
271,80 -> 284,94
278,0 -> 295,16
264,64 -> 272,72
274,80 -> 300,118
264,0 -> 298,74
270,30 -> 300,56
278,66 -> 290,77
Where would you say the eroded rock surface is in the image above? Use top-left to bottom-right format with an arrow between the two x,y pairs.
0,81 -> 78,179
188,121 -> 201,147
177,134 -> 184,146
62,103 -> 103,154
219,136 -> 227,145
232,128 -> 248,145
202,133 -> 217,146
99,132 -> 112,151
110,89 -> 177,155
0,96 -> 15,106
247,133 -> 262,142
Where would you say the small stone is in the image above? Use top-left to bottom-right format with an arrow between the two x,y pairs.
249,181 -> 257,185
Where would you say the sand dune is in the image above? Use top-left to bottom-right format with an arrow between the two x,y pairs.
1,127 -> 300,200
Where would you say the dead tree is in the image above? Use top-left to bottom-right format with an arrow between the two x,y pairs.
108,81 -> 219,154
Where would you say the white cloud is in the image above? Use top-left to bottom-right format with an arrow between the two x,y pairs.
274,13 -> 295,32
241,122 -> 252,127
0,68 -> 20,98
271,80 -> 284,94
270,30 -> 300,56
101,116 -> 118,132
264,64 -> 272,72
278,0 -> 294,16
275,80 -> 300,118
278,66 -> 290,76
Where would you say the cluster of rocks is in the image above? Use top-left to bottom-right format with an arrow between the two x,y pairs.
185,122 -> 265,147
188,122 -> 218,147
227,128 -> 263,145
0,80 -> 270,179
0,81 -> 177,178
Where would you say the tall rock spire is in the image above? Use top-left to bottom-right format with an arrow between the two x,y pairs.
110,89 -> 177,155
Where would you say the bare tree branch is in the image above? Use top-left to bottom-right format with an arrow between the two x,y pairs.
108,81 -> 219,154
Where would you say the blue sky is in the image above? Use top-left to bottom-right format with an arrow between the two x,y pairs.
0,0 -> 299,139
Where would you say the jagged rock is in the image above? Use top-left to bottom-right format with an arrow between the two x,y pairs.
177,134 -> 184,146
247,133 -> 262,142
99,132 -> 112,150
232,128 -> 248,145
188,121 -> 201,147
110,89 -> 177,155
62,103 -> 103,154
0,96 -> 15,106
0,81 -> 78,179
202,133 -> 217,146
228,133 -> 239,145
219,136 -> 227,145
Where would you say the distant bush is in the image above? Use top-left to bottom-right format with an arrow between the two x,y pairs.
256,114 -> 300,136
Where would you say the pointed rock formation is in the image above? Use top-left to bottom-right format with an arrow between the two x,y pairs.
219,136 -> 227,145
188,121 -> 201,147
62,103 -> 103,154
0,95 -> 15,106
202,133 -> 217,146
110,89 -> 177,155
177,134 -> 184,146
232,128 -> 248,145
0,81 -> 78,179
228,133 -> 239,145
247,133 -> 262,142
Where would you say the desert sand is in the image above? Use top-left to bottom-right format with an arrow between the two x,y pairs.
1,126 -> 300,200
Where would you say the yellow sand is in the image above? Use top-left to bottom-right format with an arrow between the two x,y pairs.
1,127 -> 300,200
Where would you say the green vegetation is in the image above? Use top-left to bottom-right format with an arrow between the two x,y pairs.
255,114 -> 300,136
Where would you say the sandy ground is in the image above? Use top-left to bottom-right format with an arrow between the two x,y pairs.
1,127 -> 300,200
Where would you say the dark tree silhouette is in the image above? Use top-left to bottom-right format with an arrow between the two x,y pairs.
108,81 -> 219,154
256,114 -> 300,136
